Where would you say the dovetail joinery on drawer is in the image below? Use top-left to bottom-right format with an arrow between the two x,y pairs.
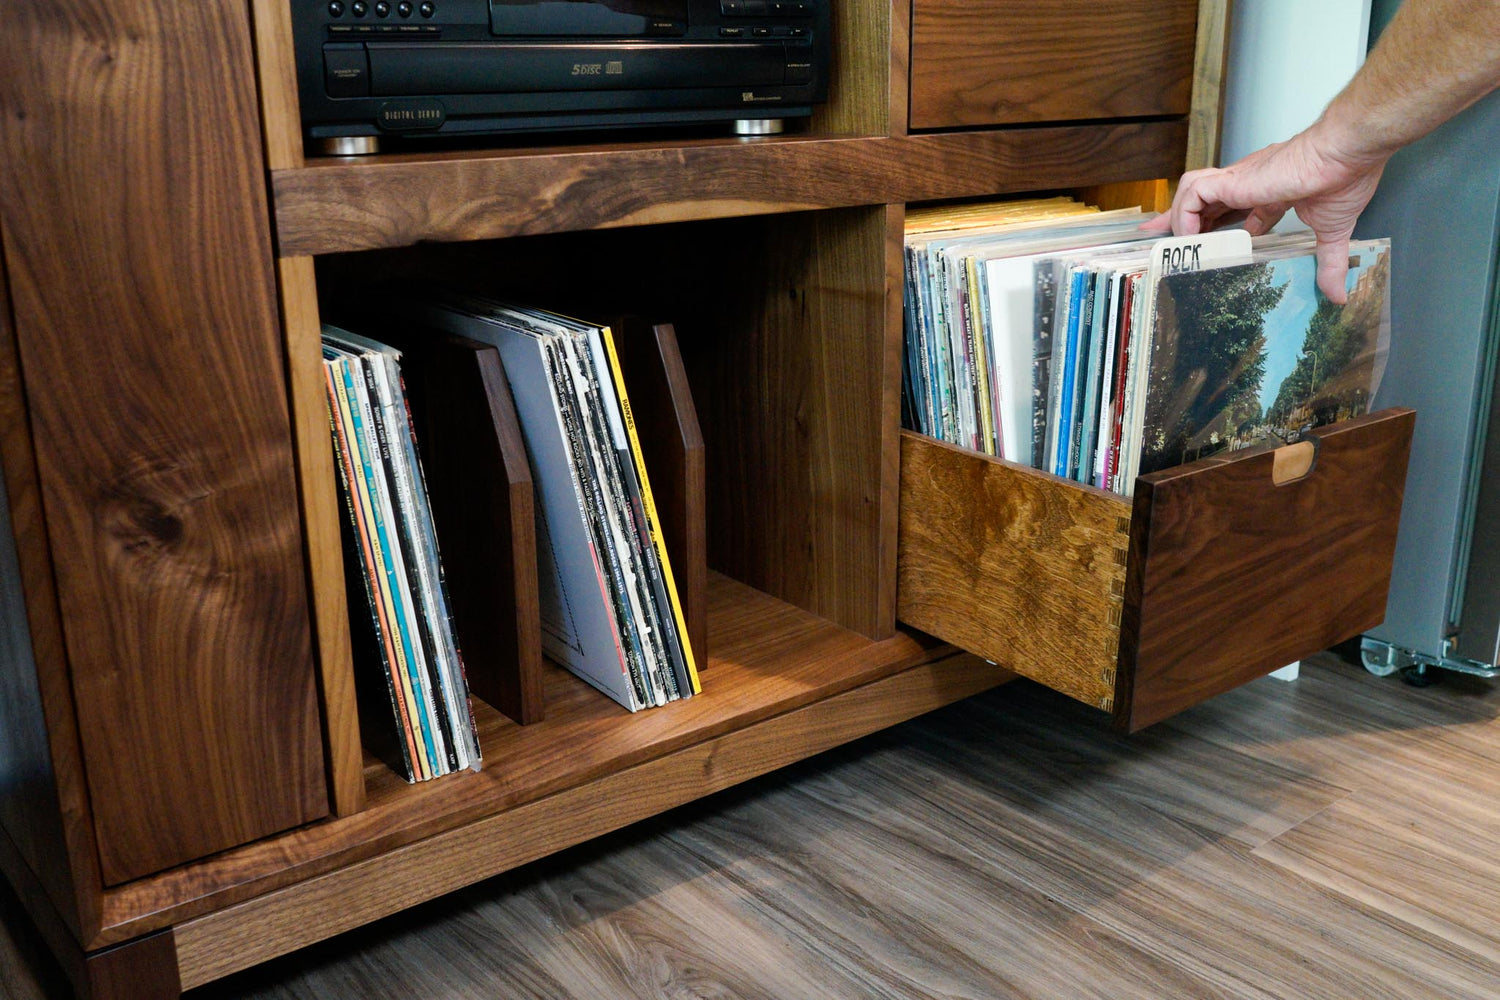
896,431 -> 1127,712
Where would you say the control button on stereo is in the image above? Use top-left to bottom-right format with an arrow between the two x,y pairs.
785,58 -> 813,84
374,1 -> 390,16
718,25 -> 743,36
792,2 -> 811,12
787,25 -> 806,35
751,25 -> 771,35
419,1 -> 435,14
328,1 -> 345,16
397,1 -> 412,15
328,23 -> 354,33
323,43 -> 370,98
720,0 -> 743,13
350,1 -> 366,15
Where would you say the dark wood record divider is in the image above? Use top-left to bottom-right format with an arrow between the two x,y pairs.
382,330 -> 545,727
612,318 -> 709,669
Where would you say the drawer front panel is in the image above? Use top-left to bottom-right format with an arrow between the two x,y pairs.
897,432 -> 1128,711
1117,409 -> 1416,731
909,0 -> 1198,131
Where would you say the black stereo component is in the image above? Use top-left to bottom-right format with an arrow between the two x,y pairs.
292,0 -> 831,152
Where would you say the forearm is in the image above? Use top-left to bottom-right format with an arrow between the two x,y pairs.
1313,0 -> 1500,165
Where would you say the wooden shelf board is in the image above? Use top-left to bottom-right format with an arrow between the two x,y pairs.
172,646 -> 1013,990
93,573 -> 956,948
272,121 -> 1189,256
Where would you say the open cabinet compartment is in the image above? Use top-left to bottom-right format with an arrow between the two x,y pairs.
320,292 -> 712,737
897,408 -> 1417,731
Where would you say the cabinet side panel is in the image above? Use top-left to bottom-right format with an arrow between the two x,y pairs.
0,246 -> 94,938
0,0 -> 328,883
0,280 -> 85,941
0,436 -> 74,926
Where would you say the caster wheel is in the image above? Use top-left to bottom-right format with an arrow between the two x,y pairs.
1400,663 -> 1442,688
1368,650 -> 1398,680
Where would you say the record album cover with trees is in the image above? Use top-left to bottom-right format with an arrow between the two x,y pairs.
1141,243 -> 1390,475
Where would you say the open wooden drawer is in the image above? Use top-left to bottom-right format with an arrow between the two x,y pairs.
897,408 -> 1416,731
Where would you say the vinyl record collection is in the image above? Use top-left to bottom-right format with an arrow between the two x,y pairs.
394,295 -> 701,714
903,198 -> 1392,493
323,328 -> 481,783
324,292 -> 703,781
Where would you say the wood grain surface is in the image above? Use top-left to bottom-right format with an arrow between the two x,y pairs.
1116,409 -> 1414,732
616,321 -> 708,671
4,653 -> 1482,1000
898,431 -> 1129,711
82,930 -> 179,1000
888,0 -> 912,135
685,208 -> 897,638
247,0 -> 305,171
0,0 -> 327,884
171,651 -> 1010,989
1186,0 -> 1234,171
85,575 -> 950,948
272,123 -> 1189,256
0,238 -> 101,939
814,0 -> 891,136
1076,178 -> 1174,214
278,258 -> 365,817
909,0 -> 1199,130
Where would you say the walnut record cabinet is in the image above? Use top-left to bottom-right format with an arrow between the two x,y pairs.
0,0 -> 1414,996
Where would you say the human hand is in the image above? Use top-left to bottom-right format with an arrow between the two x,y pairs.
1142,129 -> 1388,303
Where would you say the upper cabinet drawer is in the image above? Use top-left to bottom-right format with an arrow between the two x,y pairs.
897,409 -> 1416,731
909,0 -> 1199,131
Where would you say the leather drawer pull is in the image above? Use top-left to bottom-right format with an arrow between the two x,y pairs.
1272,440 -> 1318,485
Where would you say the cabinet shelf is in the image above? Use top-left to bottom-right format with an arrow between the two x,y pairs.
271,122 -> 1189,255
92,573 -> 973,951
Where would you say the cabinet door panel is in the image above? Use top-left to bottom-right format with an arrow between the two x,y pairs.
0,0 -> 328,883
909,0 -> 1198,130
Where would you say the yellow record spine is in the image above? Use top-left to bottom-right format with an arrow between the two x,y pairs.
598,326 -> 702,694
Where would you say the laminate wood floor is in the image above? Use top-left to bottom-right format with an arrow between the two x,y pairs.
7,647 -> 1500,999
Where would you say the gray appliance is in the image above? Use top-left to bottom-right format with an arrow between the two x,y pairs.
1354,0 -> 1500,680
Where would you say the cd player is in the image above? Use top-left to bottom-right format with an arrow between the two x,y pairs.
292,0 -> 831,152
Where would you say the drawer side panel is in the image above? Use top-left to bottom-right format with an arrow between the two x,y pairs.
897,432 -> 1127,710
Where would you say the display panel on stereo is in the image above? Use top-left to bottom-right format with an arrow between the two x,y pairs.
292,0 -> 830,151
